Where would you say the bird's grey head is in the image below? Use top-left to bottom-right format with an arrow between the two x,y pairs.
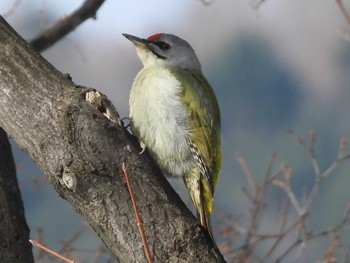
123,33 -> 201,70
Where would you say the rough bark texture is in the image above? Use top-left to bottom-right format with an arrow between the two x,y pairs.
0,128 -> 35,263
0,16 -> 226,263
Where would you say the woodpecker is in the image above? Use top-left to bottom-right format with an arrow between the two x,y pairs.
123,33 -> 222,241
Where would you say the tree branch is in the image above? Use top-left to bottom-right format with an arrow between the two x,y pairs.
30,0 -> 106,52
0,16 -> 225,263
0,128 -> 34,263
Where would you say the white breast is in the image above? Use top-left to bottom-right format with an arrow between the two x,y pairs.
129,66 -> 193,176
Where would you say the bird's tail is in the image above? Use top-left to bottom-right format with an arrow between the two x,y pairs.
198,178 -> 215,241
183,174 -> 216,243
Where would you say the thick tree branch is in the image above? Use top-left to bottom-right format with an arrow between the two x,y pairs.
0,128 -> 34,263
0,16 -> 225,263
30,0 -> 106,52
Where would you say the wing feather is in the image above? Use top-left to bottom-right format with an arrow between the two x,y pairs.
171,67 -> 222,211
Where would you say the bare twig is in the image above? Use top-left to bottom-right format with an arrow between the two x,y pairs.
262,200 -> 291,259
236,154 -> 281,260
228,213 -> 308,258
279,202 -> 350,262
250,0 -> 266,9
29,239 -> 77,263
336,0 -> 350,41
30,0 -> 106,52
59,224 -> 87,254
336,0 -> 350,30
236,152 -> 256,193
288,129 -> 320,177
265,153 -> 277,181
275,208 -> 350,262
303,139 -> 350,213
121,162 -> 153,263
323,231 -> 340,263
220,131 -> 350,262
273,164 -> 303,215
308,130 -> 317,150
337,138 -> 348,159
286,131 -> 350,215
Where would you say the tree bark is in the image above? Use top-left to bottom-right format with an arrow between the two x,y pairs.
0,128 -> 34,263
0,16 -> 225,263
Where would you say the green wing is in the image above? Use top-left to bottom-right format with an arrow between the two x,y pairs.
171,67 -> 222,199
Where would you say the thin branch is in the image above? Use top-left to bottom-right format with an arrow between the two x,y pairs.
29,239 -> 77,263
239,155 -> 280,259
121,162 -> 153,263
30,0 -> 106,52
286,132 -> 349,214
336,0 -> 350,42
230,131 -> 350,261
288,129 -> 320,177
308,130 -> 317,150
59,224 -> 87,254
337,138 -> 348,159
265,153 -> 277,181
229,213 -> 307,256
273,164 -> 303,215
275,206 -> 350,262
323,231 -> 340,262
236,152 -> 257,193
250,0 -> 266,9
336,0 -> 350,30
321,155 -> 350,180
303,139 -> 350,213
262,199 -> 291,259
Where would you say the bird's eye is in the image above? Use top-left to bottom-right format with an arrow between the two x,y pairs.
155,41 -> 170,50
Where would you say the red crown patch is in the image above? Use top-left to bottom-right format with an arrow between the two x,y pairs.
147,33 -> 164,41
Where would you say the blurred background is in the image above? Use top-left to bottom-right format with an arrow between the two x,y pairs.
1,0 -> 350,262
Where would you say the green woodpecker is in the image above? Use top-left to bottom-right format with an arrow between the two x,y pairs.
123,33 -> 222,240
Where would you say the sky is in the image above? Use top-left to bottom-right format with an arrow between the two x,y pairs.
1,0 -> 350,261
1,0 -> 348,100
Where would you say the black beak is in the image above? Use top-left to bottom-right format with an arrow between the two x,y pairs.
122,33 -> 148,46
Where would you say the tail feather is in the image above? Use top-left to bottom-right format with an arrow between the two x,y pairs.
183,173 -> 216,243
197,190 -> 214,241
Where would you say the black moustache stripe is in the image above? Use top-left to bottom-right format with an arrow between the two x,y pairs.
148,47 -> 166,60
